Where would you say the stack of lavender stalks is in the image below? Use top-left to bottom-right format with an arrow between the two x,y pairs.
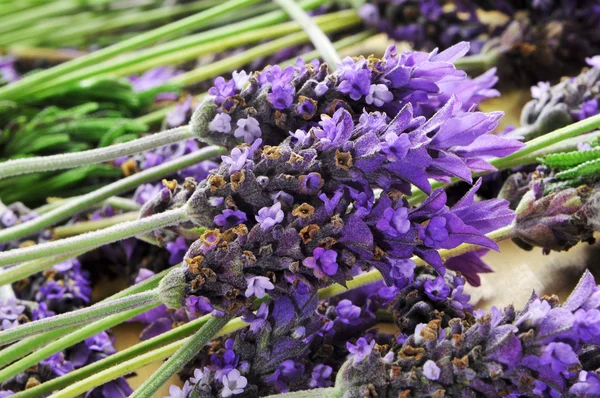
1,19 -> 600,398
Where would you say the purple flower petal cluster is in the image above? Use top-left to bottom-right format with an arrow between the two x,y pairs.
333,270 -> 600,397
199,43 -> 503,151
163,109 -> 514,315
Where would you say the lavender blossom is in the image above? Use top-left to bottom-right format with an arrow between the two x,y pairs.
148,108 -> 516,316
333,270 -> 600,397
512,60 -> 600,141
511,173 -> 599,253
196,43 -> 504,152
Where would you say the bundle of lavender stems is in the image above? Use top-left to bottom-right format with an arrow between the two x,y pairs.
2,1 -> 600,397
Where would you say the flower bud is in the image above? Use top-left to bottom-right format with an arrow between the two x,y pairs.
158,266 -> 187,309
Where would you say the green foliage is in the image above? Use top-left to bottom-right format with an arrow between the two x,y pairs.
540,149 -> 600,169
0,75 -> 178,205
555,158 -> 600,180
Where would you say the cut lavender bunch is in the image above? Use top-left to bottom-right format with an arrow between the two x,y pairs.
0,92 -> 519,268
326,269 -> 600,397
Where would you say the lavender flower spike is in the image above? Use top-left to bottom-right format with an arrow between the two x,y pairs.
144,109 -> 515,317
333,270 -> 600,397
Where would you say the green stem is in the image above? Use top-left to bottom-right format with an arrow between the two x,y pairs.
0,291 -> 159,346
34,196 -> 140,215
0,125 -> 192,179
131,315 -> 232,398
10,314 -> 211,397
47,317 -> 247,398
52,211 -> 139,238
39,0 -> 223,47
0,262 -> 173,369
17,0 -> 324,100
0,251 -> 86,287
0,207 -> 189,267
453,49 -> 499,72
0,0 -> 104,35
173,12 -> 359,86
0,0 -> 260,101
279,30 -> 375,67
114,9 -> 349,78
272,0 -> 340,68
0,145 -> 225,244
491,130 -> 600,170
491,113 -> 600,170
0,304 -> 157,385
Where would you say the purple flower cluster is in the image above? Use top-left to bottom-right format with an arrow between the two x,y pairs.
358,0 -> 489,53
147,104 -> 515,316
198,43 -> 504,151
332,270 -> 600,397
506,169 -> 599,254
168,264 -> 473,397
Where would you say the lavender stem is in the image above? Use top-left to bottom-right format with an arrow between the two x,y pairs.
0,290 -> 160,346
272,0 -> 341,68
0,145 -> 225,244
0,207 -> 190,267
0,125 -> 194,179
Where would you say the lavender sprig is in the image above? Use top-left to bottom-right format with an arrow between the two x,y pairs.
328,270 -> 600,397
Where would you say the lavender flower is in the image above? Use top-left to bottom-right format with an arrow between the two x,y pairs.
333,270 -> 600,397
511,174 -> 598,253
197,43 -> 504,152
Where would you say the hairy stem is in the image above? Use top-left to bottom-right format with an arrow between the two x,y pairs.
273,0 -> 340,67
265,389 -> 342,398
0,291 -> 160,346
52,211 -> 140,238
0,145 -> 225,243
0,125 -> 193,179
0,263 -> 177,369
492,113 -> 600,170
0,207 -> 189,267
47,317 -> 247,398
0,251 -> 86,287
10,314 -> 211,396
0,304 -> 157,384
131,315 -> 232,398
